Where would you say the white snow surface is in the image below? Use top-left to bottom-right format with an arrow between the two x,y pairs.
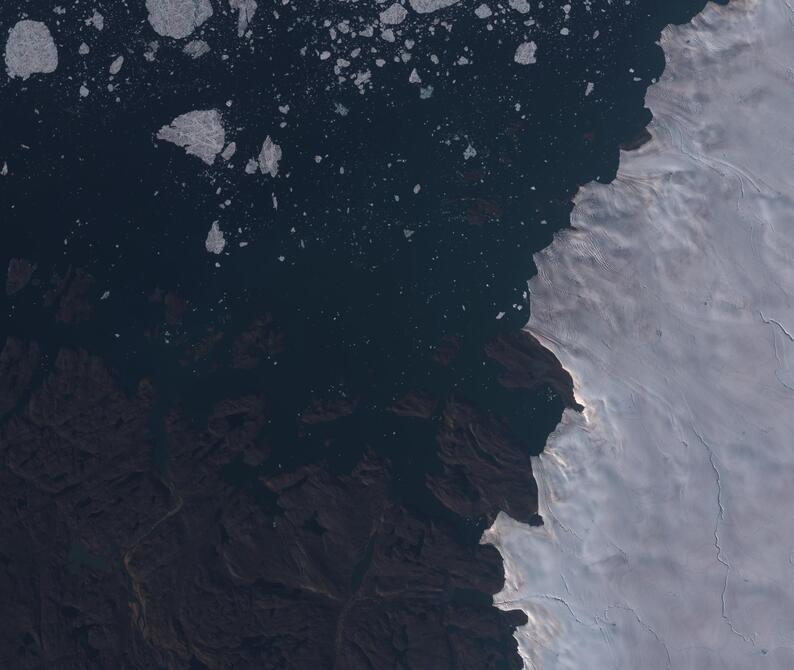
484,0 -> 794,668
4,20 -> 58,80
157,109 -> 225,165
146,0 -> 213,39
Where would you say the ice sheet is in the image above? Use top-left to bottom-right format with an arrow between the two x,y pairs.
484,1 -> 794,667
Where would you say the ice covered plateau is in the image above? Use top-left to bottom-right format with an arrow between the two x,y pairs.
484,0 -> 794,668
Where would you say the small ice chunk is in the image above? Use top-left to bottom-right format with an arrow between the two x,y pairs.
85,12 -> 102,30
419,84 -> 433,99
244,158 -> 258,174
144,41 -> 159,62
509,0 -> 530,12
157,109 -> 225,165
409,68 -> 421,83
79,42 -> 90,55
221,141 -> 237,160
380,3 -> 408,25
353,70 -> 371,87
474,4 -> 492,19
109,55 -> 124,75
229,0 -> 258,37
585,81 -> 595,96
79,84 -> 89,97
205,222 -> 226,254
513,40 -> 537,65
257,136 -> 282,177
86,11 -> 104,31
463,144 -> 477,160
146,0 -> 213,39
409,0 -> 460,13
413,184 -> 421,194
5,20 -> 59,80
183,39 -> 210,58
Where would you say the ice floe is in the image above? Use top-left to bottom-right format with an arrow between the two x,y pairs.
205,222 -> 226,254
109,55 -> 125,75
5,20 -> 58,80
409,0 -> 460,14
257,136 -> 282,177
157,109 -> 225,165
183,39 -> 210,59
380,3 -> 408,26
229,0 -> 257,37
146,0 -> 213,39
513,41 -> 537,65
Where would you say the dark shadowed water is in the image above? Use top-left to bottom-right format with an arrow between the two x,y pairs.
0,1 -> 720,668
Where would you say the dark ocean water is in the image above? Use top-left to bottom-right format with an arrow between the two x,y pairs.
0,1 -> 720,668
1,0 -> 709,462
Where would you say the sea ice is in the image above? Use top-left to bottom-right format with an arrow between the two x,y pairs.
146,0 -> 213,39
157,109 -> 225,165
229,0 -> 258,37
257,136 -> 282,177
380,3 -> 408,25
409,0 -> 460,14
513,41 -> 537,65
205,222 -> 226,254
5,20 -> 58,80
475,4 -> 492,19
183,39 -> 210,58
109,55 -> 125,75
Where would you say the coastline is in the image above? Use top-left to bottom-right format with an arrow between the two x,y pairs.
485,0 -> 794,667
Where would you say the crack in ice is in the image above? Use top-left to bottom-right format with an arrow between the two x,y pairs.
692,426 -> 755,645
760,311 -> 794,342
601,603 -> 673,670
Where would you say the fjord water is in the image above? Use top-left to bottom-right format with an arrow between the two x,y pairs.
0,1 -> 718,667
